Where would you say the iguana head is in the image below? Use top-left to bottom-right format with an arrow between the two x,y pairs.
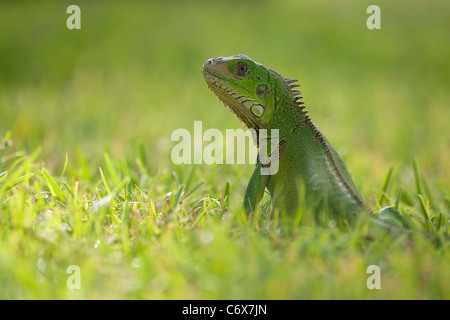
202,55 -> 301,130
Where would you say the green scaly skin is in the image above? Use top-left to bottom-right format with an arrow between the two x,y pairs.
202,55 -> 414,227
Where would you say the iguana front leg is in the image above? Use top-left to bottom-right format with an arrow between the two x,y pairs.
376,206 -> 415,230
244,162 -> 268,213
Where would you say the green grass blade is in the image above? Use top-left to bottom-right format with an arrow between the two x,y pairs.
381,167 -> 393,194
418,194 -> 433,231
171,185 -> 185,208
104,152 -> 120,186
394,186 -> 403,209
60,152 -> 69,180
413,159 -> 422,195
137,142 -> 148,170
41,167 -> 65,201
99,166 -> 112,195
0,171 -> 7,181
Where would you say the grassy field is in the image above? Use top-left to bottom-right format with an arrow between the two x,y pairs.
0,0 -> 449,299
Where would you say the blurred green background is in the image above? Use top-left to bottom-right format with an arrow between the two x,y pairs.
0,0 -> 449,299
1,0 -> 449,192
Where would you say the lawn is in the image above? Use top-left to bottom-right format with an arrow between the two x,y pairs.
0,0 -> 449,299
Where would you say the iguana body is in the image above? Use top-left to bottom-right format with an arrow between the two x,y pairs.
202,55 -> 364,218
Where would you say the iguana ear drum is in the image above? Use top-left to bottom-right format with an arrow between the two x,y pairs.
256,84 -> 267,98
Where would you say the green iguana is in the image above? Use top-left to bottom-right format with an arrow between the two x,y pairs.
202,55 -> 411,226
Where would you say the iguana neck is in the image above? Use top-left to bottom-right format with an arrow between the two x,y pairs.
264,74 -> 310,135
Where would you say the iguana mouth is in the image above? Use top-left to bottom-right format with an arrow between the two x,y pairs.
202,65 -> 263,131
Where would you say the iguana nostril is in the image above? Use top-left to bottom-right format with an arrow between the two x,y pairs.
202,58 -> 229,74
203,58 -> 215,70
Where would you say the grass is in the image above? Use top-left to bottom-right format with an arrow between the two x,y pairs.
0,0 -> 449,299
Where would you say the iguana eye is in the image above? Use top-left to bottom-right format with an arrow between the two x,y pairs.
236,63 -> 248,76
